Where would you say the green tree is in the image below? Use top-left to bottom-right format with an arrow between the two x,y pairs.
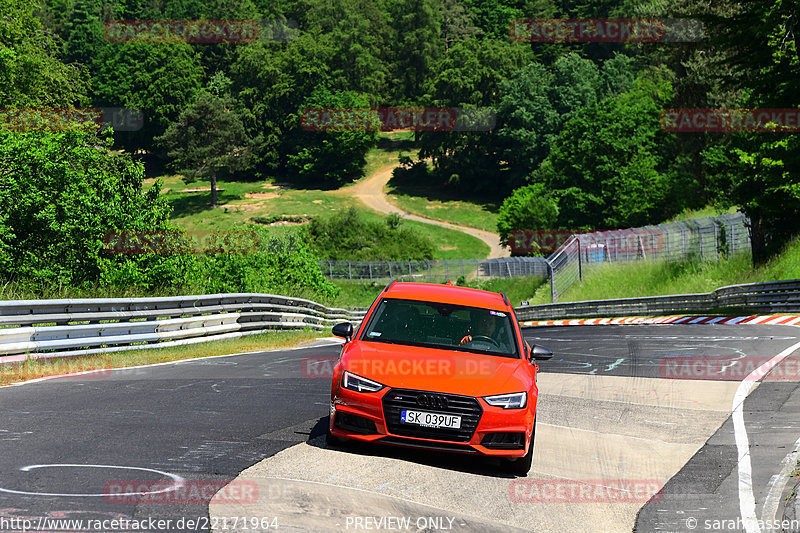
93,42 -> 204,152
417,38 -> 532,195
496,183 -> 559,248
284,86 -> 377,186
700,0 -> 800,264
497,53 -> 610,185
230,34 -> 332,174
157,79 -> 254,206
441,0 -> 480,52
0,0 -> 89,107
537,68 -> 676,228
0,129 -> 194,291
389,0 -> 444,103
61,0 -> 106,67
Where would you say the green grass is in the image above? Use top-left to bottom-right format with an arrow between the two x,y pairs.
329,275 -> 547,308
147,136 -> 489,260
663,205 -> 738,223
385,177 -> 500,233
529,237 -> 800,305
152,179 -> 489,260
0,329 -> 323,386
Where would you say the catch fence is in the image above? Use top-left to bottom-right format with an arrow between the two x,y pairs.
318,257 -> 549,283
547,212 -> 751,301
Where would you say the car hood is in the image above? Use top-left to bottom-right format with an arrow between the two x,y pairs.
341,340 -> 532,397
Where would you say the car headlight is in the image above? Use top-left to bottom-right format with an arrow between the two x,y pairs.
483,392 -> 527,409
342,371 -> 385,393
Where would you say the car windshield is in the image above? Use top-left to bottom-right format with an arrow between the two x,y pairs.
360,298 -> 519,358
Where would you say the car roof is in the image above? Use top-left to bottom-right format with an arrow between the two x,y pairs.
381,281 -> 510,311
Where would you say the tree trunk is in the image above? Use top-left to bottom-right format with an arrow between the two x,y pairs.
210,171 -> 218,207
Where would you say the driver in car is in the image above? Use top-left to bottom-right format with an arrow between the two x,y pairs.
459,310 -> 497,345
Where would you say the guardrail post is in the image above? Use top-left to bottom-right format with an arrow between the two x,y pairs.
577,238 -> 582,281
713,219 -> 719,261
369,263 -> 373,281
328,261 -> 333,280
548,261 -> 555,302
665,230 -> 670,260
388,261 -> 392,280
348,261 -> 352,281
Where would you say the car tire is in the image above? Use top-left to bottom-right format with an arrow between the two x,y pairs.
505,417 -> 535,476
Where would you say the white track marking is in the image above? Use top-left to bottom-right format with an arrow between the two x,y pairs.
760,434 -> 800,529
0,464 -> 184,497
733,340 -> 800,533
2,339 -> 342,388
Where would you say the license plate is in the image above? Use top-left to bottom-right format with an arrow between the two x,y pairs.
400,409 -> 461,429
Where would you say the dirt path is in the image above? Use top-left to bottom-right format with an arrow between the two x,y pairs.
347,162 -> 510,259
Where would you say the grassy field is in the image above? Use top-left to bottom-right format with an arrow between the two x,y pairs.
385,177 -> 500,233
0,329 -> 323,386
529,237 -> 800,305
146,141 -> 489,260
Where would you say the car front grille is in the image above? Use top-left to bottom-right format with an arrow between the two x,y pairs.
382,388 -> 482,442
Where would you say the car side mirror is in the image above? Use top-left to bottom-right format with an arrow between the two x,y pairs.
529,344 -> 553,361
332,322 -> 354,341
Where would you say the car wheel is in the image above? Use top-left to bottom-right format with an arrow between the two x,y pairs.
505,417 -> 535,476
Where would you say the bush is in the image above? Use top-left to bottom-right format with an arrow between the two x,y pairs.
196,231 -> 339,301
305,207 -> 435,260
496,183 -> 559,249
0,129 -> 196,293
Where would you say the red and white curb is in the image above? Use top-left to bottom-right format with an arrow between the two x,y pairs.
519,314 -> 800,327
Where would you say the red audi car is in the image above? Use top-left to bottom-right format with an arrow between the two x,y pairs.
327,281 -> 552,475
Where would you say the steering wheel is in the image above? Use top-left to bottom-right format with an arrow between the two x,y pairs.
467,335 -> 501,348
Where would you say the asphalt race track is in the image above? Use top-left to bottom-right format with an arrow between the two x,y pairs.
1,325 -> 800,532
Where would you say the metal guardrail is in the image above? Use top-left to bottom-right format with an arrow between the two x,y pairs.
515,279 -> 800,321
0,294 -> 366,361
3,278 -> 796,362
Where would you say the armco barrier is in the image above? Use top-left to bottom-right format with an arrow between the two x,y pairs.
515,279 -> 800,321
3,280 -> 798,361
0,294 -> 366,360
